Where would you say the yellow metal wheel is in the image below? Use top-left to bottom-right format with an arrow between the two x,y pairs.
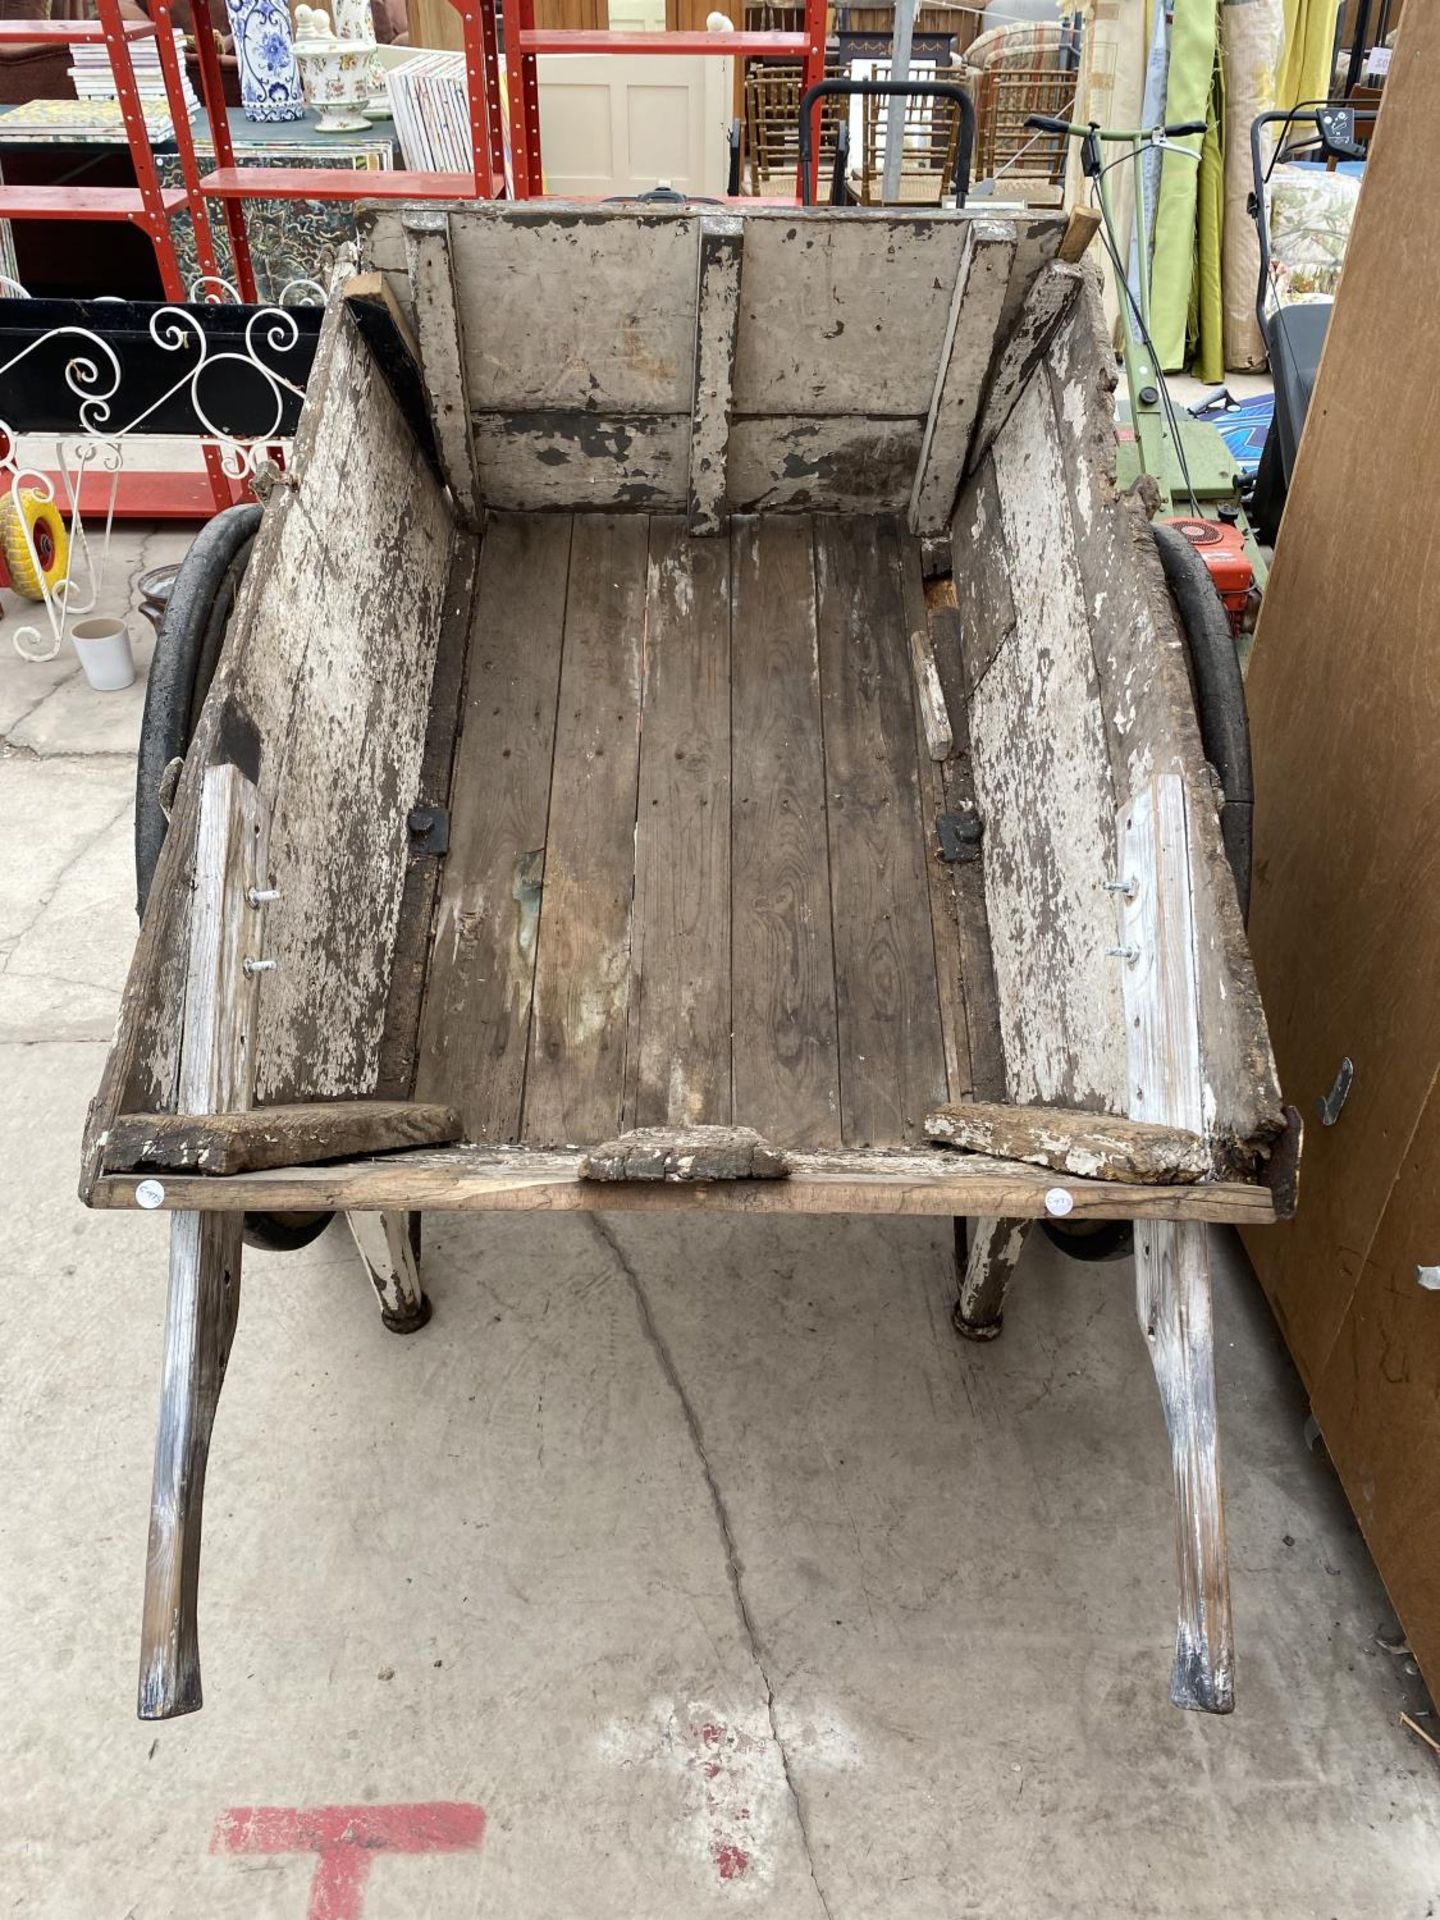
0,489 -> 68,602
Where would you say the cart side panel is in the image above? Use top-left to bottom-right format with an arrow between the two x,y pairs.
949,277 -> 1284,1168
959,364 -> 1130,1116
358,203 -> 1066,520
245,315 -> 455,1104
1043,283 -> 1282,1161
82,287 -> 457,1196
83,279 -> 368,1194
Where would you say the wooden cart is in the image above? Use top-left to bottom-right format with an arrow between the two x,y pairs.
81,200 -> 1295,1722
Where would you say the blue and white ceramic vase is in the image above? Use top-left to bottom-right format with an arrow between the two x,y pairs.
225,0 -> 306,123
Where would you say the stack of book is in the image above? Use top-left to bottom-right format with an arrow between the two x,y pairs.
386,52 -> 474,172
66,29 -> 200,141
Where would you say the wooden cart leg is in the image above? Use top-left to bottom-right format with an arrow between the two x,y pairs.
346,1211 -> 431,1333
1136,1218 -> 1234,1714
952,1217 -> 1030,1341
138,1210 -> 242,1720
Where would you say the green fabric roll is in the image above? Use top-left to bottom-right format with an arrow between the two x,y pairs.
1150,0 -> 1221,369
1278,0 -> 1333,108
1193,42 -> 1225,381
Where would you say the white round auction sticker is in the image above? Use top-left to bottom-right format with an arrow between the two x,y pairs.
1044,1187 -> 1075,1218
135,1179 -> 166,1210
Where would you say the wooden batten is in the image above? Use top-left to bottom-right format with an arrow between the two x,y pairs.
402,210 -> 483,529
92,1144 -> 1280,1226
965,370 -> 1128,1112
341,270 -> 444,491
176,762 -> 271,1118
908,220 -> 1017,540
688,211 -> 743,536
138,761 -> 269,1721
967,259 -> 1086,474
926,1101 -> 1210,1184
1120,771 -> 1235,1715
106,1100 -> 463,1178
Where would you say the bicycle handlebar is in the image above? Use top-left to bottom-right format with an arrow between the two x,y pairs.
1025,116 -> 1207,141
799,79 -> 975,207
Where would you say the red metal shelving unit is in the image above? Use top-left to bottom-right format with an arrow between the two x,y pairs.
2,0 -> 235,509
180,0 -> 506,235
500,0 -> 827,198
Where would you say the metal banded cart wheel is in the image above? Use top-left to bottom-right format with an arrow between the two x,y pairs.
135,502 -> 333,1256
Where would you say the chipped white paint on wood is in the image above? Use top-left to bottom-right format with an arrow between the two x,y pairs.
177,763 -> 271,1116
85,280 -> 451,1188
85,276 -> 364,1179
908,221 -> 1018,538
450,207 -> 700,414
956,1216 -> 1030,1334
727,415 -> 924,514
1116,775 -> 1204,1134
968,373 -> 1126,1111
968,261 -> 1086,473
995,215 -> 1067,350
249,306 -> 453,1105
139,762 -> 267,1719
403,209 -> 482,529
96,1144 -> 1279,1225
361,204 -> 1067,517
926,1100 -> 1209,1183
1120,772 -> 1234,1715
688,211 -> 744,536
346,1210 -> 425,1323
731,216 -> 972,417
1133,1214 -> 1233,1712
908,625 -> 952,760
1044,286 -> 1282,1164
472,411 -> 688,510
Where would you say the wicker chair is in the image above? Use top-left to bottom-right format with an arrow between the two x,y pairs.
972,64 -> 1075,192
742,58 -> 847,196
962,12 -> 1081,200
856,62 -> 962,206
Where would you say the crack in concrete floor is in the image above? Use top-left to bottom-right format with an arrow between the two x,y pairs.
589,1213 -> 838,1920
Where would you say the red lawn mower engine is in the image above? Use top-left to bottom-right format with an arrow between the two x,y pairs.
1161,516 -> 1256,636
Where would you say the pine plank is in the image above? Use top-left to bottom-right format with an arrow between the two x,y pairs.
729,514 -> 842,1146
897,529 -> 973,1103
814,515 -> 948,1144
94,1144 -> 1280,1226
916,561 -> 1008,1102
627,517 -> 732,1129
107,1101 -> 462,1177
522,514 -> 649,1145
376,530 -> 478,1099
415,513 -> 571,1141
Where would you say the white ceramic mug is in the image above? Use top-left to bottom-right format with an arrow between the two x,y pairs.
70,615 -> 136,692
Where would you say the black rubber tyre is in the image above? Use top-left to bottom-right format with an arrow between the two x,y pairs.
240,1210 -> 334,1253
133,502 -> 332,1258
1042,1219 -> 1134,1262
1248,419 -> 1285,548
135,502 -> 262,919
1151,522 -> 1254,925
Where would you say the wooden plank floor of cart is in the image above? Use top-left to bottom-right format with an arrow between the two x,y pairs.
411,510 -> 996,1154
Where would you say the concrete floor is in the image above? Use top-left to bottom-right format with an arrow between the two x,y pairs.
2,527 -> 1438,1919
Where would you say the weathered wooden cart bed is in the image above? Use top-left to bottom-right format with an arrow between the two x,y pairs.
82,200 -> 1293,1725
